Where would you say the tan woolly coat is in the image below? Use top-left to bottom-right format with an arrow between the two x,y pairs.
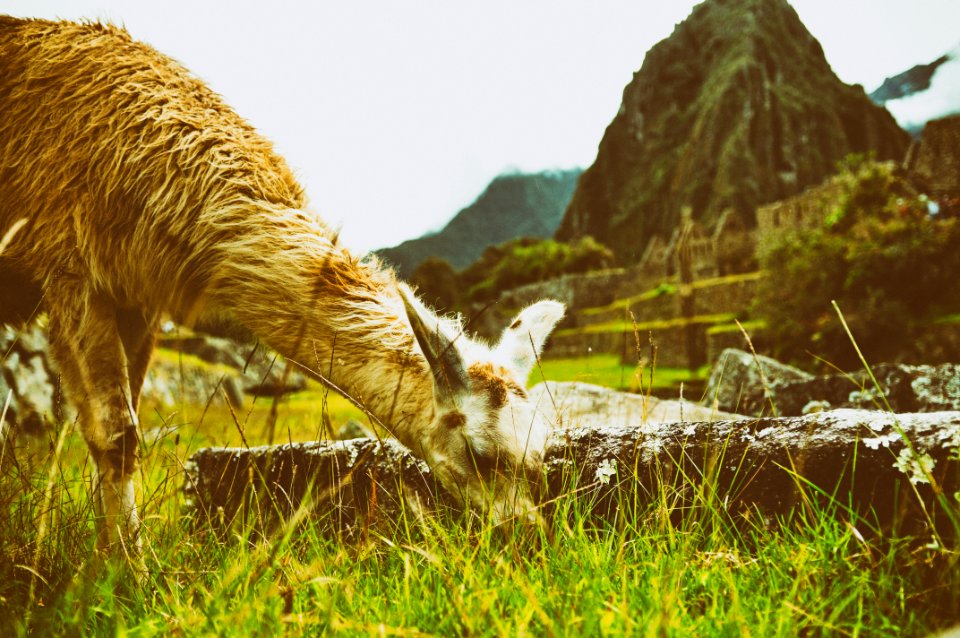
0,17 -> 563,548
0,16 -> 428,421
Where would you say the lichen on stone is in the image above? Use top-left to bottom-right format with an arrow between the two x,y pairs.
863,431 -> 900,450
802,400 -> 831,415
848,387 -> 882,405
893,447 -> 936,485
595,458 -> 617,485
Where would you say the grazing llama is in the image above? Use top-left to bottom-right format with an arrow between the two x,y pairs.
0,16 -> 564,552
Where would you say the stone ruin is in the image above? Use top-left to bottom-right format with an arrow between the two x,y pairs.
184,349 -> 960,542
0,324 -> 307,442
905,114 -> 960,202
631,208 -> 757,292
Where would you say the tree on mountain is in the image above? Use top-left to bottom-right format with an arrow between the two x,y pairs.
557,0 -> 909,264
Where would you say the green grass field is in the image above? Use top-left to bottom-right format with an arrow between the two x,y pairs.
533,353 -> 710,396
2,359 -> 958,636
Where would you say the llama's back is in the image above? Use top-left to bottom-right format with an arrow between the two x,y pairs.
0,16 -> 308,316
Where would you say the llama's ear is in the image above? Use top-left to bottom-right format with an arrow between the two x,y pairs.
496,300 -> 565,379
399,285 -> 469,401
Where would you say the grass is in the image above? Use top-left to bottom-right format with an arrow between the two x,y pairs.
580,272 -> 764,318
935,313 -> 960,325
145,348 -> 367,446
1,349 -> 958,636
706,319 -> 767,336
689,271 -> 764,290
3,379 -> 958,636
580,282 -> 677,317
553,313 -> 737,339
534,353 -> 709,394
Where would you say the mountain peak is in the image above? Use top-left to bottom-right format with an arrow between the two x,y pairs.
556,0 -> 909,263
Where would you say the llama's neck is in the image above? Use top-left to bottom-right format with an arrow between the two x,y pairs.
207,207 -> 437,452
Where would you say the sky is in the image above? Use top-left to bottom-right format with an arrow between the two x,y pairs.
3,1 -> 959,252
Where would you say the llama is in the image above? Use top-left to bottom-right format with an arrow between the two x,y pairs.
0,16 -> 564,551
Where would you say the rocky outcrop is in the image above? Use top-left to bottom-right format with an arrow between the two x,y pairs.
556,0 -> 909,263
870,54 -> 952,105
704,347 -> 812,415
185,408 -> 960,539
874,45 -> 960,135
704,348 -> 960,417
0,324 -> 68,433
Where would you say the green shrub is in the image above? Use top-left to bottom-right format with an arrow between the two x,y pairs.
411,256 -> 460,312
755,159 -> 960,369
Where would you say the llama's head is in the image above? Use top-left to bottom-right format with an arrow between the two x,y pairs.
399,285 -> 564,527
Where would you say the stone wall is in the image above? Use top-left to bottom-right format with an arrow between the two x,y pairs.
466,267 -> 644,341
755,177 -> 846,255
905,114 -> 960,199
496,267 -> 640,311
547,273 -> 765,369
501,134 -> 960,373
692,273 -> 760,316
630,211 -> 757,293
187,406 -> 960,539
579,273 -> 761,329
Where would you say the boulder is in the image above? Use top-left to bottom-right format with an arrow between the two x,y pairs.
335,419 -> 376,440
703,348 -> 812,416
530,381 -> 742,429
703,350 -> 960,417
184,438 -> 440,536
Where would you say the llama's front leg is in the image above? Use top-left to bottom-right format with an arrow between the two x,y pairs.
116,307 -> 159,411
48,286 -> 141,554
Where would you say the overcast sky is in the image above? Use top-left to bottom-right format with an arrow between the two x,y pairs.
3,1 -> 959,251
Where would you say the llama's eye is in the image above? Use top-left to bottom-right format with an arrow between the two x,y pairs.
466,443 -> 502,478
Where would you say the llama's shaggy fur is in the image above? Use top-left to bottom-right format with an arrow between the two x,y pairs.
0,16 -> 563,550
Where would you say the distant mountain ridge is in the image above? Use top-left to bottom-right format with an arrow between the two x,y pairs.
377,169 -> 581,278
556,0 -> 909,263
871,45 -> 960,134
870,54 -> 952,104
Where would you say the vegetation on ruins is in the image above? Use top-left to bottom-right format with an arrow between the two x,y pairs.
755,156 -> 960,369
411,236 -> 614,312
